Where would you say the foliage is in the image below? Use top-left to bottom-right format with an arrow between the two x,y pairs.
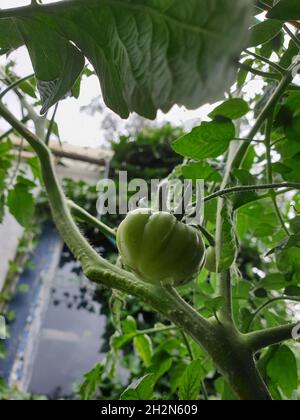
111,124 -> 183,181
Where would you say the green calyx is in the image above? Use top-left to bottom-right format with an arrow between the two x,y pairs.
117,209 -> 206,287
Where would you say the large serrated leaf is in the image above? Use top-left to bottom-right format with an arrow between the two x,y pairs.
120,374 -> 155,400
266,345 -> 298,399
0,0 -> 253,118
178,359 -> 205,400
172,118 -> 235,160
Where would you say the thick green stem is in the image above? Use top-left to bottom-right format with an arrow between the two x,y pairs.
160,287 -> 271,400
215,143 -> 239,323
247,323 -> 298,353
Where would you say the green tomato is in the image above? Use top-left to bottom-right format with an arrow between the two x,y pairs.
117,209 -> 205,287
204,246 -> 217,273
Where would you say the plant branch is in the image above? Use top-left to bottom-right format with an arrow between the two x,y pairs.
244,50 -> 286,75
215,144 -> 238,323
232,72 -> 293,169
68,200 -> 117,242
237,62 -> 280,80
204,182 -> 300,203
45,103 -> 59,146
247,323 -> 299,353
283,24 -> 300,50
0,74 -> 34,100
246,297 -> 300,333
0,116 -> 30,141
265,110 -> 290,236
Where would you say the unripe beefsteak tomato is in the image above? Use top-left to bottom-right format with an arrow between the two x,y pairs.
117,209 -> 205,286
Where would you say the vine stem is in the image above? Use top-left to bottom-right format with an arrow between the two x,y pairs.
45,103 -> 59,146
246,297 -> 300,333
244,49 -> 287,75
232,72 -> 293,169
247,323 -> 299,353
238,62 -> 280,80
68,200 -> 117,241
215,141 -> 239,323
265,110 -> 291,237
204,182 -> 300,203
0,74 -> 34,100
283,24 -> 300,50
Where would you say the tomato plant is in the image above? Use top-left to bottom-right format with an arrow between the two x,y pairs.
1,0 -> 300,401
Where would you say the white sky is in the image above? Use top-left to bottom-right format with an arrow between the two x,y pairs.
0,0 -> 264,148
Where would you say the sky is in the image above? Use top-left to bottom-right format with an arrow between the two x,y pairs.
0,0 -> 264,148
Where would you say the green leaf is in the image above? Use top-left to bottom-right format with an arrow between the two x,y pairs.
148,351 -> 173,382
0,0 -> 253,118
79,363 -> 104,401
290,216 -> 300,234
277,246 -> 300,273
120,374 -> 155,400
134,334 -> 153,368
122,315 -> 137,334
261,273 -> 287,291
27,157 -> 42,181
204,297 -> 226,314
268,0 -> 300,20
16,18 -> 85,114
0,19 -> 23,52
178,359 -> 205,400
7,184 -> 34,227
249,19 -> 283,47
266,346 -> 298,398
284,285 -> 300,296
181,162 -> 222,183
172,119 -> 235,160
237,58 -> 253,89
209,99 -> 249,120
222,381 -> 238,401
